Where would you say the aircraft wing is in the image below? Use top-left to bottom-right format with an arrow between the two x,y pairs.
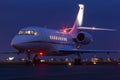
59,49 -> 120,54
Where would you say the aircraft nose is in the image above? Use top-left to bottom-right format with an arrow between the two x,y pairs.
11,36 -> 24,49
11,40 -> 21,49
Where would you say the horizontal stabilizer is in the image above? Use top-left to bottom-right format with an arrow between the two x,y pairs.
78,27 -> 117,31
65,27 -> 117,31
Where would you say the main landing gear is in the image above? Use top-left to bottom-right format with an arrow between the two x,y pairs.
32,54 -> 40,66
25,51 -> 32,64
25,51 -> 40,65
74,53 -> 81,65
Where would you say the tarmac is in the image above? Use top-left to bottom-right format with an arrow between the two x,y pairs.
0,61 -> 119,65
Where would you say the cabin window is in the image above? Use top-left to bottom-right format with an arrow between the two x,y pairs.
49,35 -> 67,41
18,30 -> 38,35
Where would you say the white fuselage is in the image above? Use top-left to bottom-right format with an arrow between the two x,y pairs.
11,26 -> 76,55
10,4 -> 117,57
11,4 -> 94,56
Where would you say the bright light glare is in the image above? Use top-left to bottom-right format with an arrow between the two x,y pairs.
79,4 -> 84,8
27,31 -> 31,34
34,32 -> 38,35
8,57 -> 14,60
93,62 -> 96,64
63,29 -> 67,33
39,52 -> 43,56
68,62 -> 72,66
77,4 -> 84,26
92,27 -> 95,30
40,60 -> 45,62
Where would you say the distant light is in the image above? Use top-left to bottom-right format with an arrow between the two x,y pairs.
27,49 -> 31,52
51,58 -> 54,61
65,58 -> 68,62
93,62 -> 96,64
40,59 -> 45,63
68,62 -> 72,66
8,57 -> 14,61
20,58 -> 25,61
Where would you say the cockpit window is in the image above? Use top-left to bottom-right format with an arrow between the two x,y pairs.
18,30 -> 38,35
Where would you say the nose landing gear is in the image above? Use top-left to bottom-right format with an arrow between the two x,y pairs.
25,51 -> 32,64
33,54 -> 40,66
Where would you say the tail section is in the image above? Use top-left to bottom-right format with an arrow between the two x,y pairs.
77,4 -> 84,26
69,4 -> 84,38
67,4 -> 116,36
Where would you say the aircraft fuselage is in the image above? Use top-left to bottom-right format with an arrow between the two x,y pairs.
11,26 -> 75,55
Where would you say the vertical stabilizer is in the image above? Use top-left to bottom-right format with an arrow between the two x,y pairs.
69,4 -> 84,38
77,4 -> 84,26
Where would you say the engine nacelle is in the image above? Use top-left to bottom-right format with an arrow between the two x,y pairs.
77,31 -> 93,45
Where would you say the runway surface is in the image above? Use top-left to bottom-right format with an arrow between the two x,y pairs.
0,64 -> 120,80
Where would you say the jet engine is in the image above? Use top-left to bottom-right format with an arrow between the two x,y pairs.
76,31 -> 93,45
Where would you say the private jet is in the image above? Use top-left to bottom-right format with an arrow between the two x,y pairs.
10,4 -> 120,64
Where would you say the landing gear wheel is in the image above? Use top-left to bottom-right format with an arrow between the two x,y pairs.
33,54 -> 40,66
74,53 -> 81,65
25,51 -> 32,65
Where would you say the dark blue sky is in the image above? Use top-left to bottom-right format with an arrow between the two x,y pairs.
0,0 -> 120,53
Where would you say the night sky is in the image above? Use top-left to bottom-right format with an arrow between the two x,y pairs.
0,0 -> 120,59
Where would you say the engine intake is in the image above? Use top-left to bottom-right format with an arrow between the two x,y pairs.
77,31 -> 93,44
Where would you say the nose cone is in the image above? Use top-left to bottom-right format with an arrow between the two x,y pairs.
11,38 -> 21,49
11,36 -> 25,50
11,41 -> 18,49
